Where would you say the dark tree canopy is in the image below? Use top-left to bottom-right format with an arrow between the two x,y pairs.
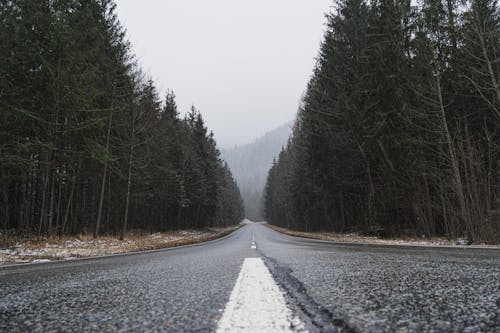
0,0 -> 244,237
264,0 -> 499,243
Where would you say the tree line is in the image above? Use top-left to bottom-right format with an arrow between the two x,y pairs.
222,122 -> 292,221
0,0 -> 244,238
264,0 -> 499,243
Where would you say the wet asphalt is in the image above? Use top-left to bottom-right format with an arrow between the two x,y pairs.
1,223 -> 499,332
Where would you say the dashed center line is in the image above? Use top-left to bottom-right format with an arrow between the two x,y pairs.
216,257 -> 306,333
251,232 -> 257,249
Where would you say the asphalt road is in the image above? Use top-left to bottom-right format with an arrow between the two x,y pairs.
1,223 -> 499,332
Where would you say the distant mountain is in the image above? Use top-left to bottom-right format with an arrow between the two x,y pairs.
221,122 -> 293,221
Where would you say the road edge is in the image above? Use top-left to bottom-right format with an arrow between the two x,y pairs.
264,223 -> 500,250
0,223 -> 246,270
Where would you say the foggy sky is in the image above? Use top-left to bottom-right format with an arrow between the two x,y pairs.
115,0 -> 332,148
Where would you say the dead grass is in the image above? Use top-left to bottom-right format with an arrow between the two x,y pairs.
266,224 -> 500,248
0,225 -> 242,265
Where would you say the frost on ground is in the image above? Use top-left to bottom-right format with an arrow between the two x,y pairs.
267,225 -> 500,248
0,226 -> 239,265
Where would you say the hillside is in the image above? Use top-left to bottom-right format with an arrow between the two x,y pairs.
222,122 -> 292,220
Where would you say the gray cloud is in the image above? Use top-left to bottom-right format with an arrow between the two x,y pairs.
115,0 -> 331,147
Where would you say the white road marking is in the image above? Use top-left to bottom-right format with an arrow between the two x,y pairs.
216,257 -> 306,333
250,232 -> 257,249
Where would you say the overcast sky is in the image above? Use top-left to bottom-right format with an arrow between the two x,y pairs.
115,0 -> 332,148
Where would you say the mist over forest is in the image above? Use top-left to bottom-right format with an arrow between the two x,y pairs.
222,122 -> 292,220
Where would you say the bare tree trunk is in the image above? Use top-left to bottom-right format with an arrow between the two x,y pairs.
55,180 -> 63,236
423,177 -> 434,235
47,170 -> 56,237
23,180 -> 30,231
440,187 -> 452,239
29,162 -> 37,234
349,125 -> 376,230
47,58 -> 62,238
436,74 -> 470,239
484,122 -> 493,218
121,103 -> 137,240
106,174 -> 111,230
95,110 -> 113,238
1,169 -> 9,230
366,161 -> 376,229
177,208 -> 182,230
121,139 -> 134,240
339,190 -> 345,231
60,168 -> 78,238
38,166 -> 49,239
413,182 -> 426,236
475,17 -> 500,108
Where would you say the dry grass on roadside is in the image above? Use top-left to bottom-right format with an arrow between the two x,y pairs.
266,224 -> 499,248
0,225 -> 241,265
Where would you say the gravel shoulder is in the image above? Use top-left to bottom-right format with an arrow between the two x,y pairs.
0,224 -> 243,265
266,224 -> 500,248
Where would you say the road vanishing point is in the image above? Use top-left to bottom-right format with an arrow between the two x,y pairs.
1,223 -> 499,332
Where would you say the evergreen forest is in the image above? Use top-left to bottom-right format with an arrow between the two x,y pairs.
0,0 -> 244,239
264,0 -> 499,243
222,122 -> 292,221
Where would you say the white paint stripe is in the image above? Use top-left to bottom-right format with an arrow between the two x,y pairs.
216,257 -> 306,333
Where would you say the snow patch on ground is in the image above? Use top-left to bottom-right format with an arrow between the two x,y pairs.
268,225 -> 499,248
0,226 -> 240,265
31,259 -> 51,263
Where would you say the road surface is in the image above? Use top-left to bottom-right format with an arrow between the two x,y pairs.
1,223 -> 499,332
